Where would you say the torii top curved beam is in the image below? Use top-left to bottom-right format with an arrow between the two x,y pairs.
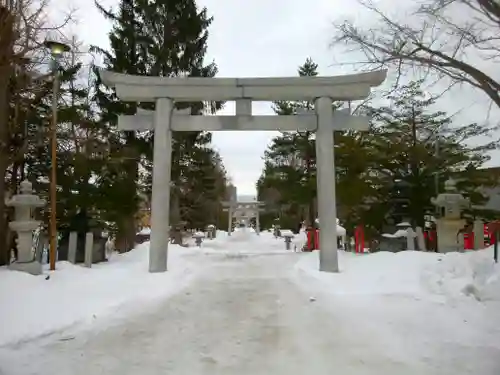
98,69 -> 387,102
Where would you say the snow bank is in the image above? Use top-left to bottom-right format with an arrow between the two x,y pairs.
0,242 -> 199,346
296,247 -> 500,301
422,248 -> 500,301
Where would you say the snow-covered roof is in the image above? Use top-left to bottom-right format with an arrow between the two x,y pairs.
396,222 -> 411,227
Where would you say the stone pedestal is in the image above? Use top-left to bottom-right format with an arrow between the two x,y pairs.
84,232 -> 93,267
206,225 -> 216,240
415,227 -> 426,251
436,218 -> 465,253
406,227 -> 416,250
68,232 -> 78,264
473,220 -> 484,250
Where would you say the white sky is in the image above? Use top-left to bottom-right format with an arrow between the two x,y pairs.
57,0 -> 500,196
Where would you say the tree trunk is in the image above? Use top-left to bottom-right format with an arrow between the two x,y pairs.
170,190 -> 181,226
115,216 -> 137,253
10,161 -> 19,192
112,149 -> 140,252
409,109 -> 425,228
0,159 -> 8,265
0,6 -> 14,266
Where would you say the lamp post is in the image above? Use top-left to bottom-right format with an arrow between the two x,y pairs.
44,40 -> 70,271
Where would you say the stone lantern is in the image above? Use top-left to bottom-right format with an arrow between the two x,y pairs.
206,224 -> 216,240
192,231 -> 205,247
431,179 -> 469,253
6,180 -> 46,275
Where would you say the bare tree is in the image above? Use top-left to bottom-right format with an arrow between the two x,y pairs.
332,0 -> 500,108
0,0 -> 73,265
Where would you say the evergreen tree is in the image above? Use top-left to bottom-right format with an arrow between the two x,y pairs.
364,80 -> 499,229
93,0 -> 223,250
179,148 -> 227,229
334,129 -> 381,232
258,58 -> 368,230
10,36 -> 109,237
91,0 -> 148,251
137,0 -> 222,227
259,58 -> 319,227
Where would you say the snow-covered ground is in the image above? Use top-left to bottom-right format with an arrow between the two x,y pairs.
0,228 -> 499,374
0,242 -> 202,346
296,247 -> 500,301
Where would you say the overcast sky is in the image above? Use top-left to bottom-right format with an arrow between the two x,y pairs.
59,0 -> 499,197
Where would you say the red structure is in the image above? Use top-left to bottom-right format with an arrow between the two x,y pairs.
463,232 -> 474,250
354,225 -> 364,253
463,223 -> 495,250
488,221 -> 500,246
423,230 -> 437,251
306,224 -> 365,252
484,223 -> 492,245
306,227 -> 319,251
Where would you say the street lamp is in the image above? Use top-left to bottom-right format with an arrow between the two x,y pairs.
44,39 -> 70,271
44,40 -> 71,58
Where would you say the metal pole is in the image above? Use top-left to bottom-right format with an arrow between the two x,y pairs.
227,206 -> 232,236
20,120 -> 27,181
255,208 -> 260,235
434,135 -> 439,196
49,61 -> 59,271
494,230 -> 498,263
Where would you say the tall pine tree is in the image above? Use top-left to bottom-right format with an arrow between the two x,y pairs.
93,0 -> 222,250
259,58 -> 319,227
364,80 -> 499,229
92,0 -> 147,252
258,58 -> 366,229
137,0 -> 222,228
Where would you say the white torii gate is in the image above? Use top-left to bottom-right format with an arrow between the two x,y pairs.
222,200 -> 265,235
100,69 -> 386,273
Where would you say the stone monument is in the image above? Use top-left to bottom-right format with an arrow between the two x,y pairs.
431,179 -> 469,253
381,222 -> 417,252
58,209 -> 107,263
6,180 -> 45,275
206,224 -> 216,239
473,219 -> 485,250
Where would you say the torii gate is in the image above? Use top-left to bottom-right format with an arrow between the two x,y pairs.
222,199 -> 265,235
100,69 -> 386,273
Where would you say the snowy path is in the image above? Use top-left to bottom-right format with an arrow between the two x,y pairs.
2,250 -> 499,375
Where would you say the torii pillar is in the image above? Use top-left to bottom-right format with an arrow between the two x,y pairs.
222,200 -> 236,236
